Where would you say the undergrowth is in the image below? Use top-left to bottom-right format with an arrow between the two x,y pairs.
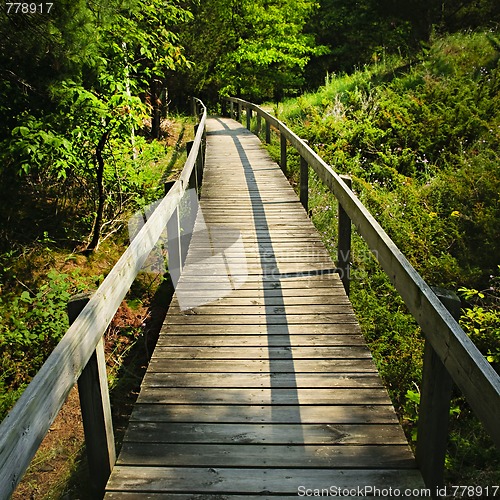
264,29 -> 500,487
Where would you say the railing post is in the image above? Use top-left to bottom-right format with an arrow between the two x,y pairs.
246,107 -> 252,130
256,113 -> 262,137
300,150 -> 309,214
417,288 -> 460,492
186,140 -> 198,194
280,133 -> 287,174
165,181 -> 183,278
67,293 -> 115,498
265,120 -> 271,144
230,100 -> 234,119
198,131 -> 205,192
337,175 -> 352,296
237,102 -> 242,122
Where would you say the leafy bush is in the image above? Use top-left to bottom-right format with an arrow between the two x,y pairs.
459,267 -> 500,370
271,29 -> 500,482
0,269 -> 100,420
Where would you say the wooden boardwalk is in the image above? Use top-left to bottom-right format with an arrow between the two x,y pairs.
105,118 -> 424,498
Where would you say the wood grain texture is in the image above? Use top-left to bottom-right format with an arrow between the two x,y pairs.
105,116 -> 423,496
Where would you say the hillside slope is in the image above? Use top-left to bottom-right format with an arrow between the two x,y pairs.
273,30 -> 500,486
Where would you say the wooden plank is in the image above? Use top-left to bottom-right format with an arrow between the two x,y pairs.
116,443 -> 416,469
105,494 -> 390,500
171,285 -> 346,295
167,305 -> 355,316
151,346 -> 372,359
136,387 -> 391,405
160,323 -> 362,335
155,334 -> 365,346
169,295 -> 352,306
147,359 -> 377,373
141,372 -> 383,388
129,403 -> 401,424
123,422 -> 408,445
106,467 -> 425,494
175,274 -> 343,284
163,314 -> 359,325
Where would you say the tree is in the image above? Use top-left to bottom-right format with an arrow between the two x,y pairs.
305,0 -> 500,82
0,0 -> 191,252
176,0 -> 324,102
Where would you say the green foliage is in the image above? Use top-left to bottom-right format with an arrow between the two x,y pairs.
459,267 -> 500,368
281,30 -> 500,285
305,0 -> 500,85
177,0 -> 325,101
273,29 -> 500,481
0,0 -> 192,251
0,269 -> 100,420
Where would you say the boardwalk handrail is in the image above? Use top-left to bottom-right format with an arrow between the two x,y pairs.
0,99 -> 207,498
227,96 -> 500,488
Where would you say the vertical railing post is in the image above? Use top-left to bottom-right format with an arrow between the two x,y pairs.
199,128 -> 205,192
246,107 -> 252,130
337,175 -> 352,295
186,140 -> 197,193
265,120 -> 271,144
166,182 -> 183,281
417,288 -> 460,491
300,153 -> 309,214
256,113 -> 262,138
280,132 -> 287,174
237,102 -> 242,122
67,293 -> 116,498
230,100 -> 234,119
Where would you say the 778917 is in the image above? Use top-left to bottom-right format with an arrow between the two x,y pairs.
6,3 -> 53,13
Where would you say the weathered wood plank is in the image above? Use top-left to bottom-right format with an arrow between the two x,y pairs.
155,334 -> 365,346
151,346 -> 372,359
123,422 -> 408,445
164,314 -> 359,325
117,443 -> 416,469
136,387 -> 391,405
141,372 -> 383,388
129,403 -> 400,424
169,295 -> 352,307
147,359 -> 378,373
105,494 -> 390,500
106,467 -> 425,494
161,323 -> 362,334
167,305 -> 351,316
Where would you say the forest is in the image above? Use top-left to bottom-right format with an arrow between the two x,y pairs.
0,0 -> 499,496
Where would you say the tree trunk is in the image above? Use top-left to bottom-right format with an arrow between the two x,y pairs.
151,77 -> 162,139
86,130 -> 109,253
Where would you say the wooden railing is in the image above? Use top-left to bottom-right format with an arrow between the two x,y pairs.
226,97 -> 500,490
0,99 -> 207,499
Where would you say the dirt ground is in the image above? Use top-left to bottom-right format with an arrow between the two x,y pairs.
12,388 -> 85,500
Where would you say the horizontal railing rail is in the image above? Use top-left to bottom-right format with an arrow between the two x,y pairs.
226,96 -> 500,490
0,99 -> 207,499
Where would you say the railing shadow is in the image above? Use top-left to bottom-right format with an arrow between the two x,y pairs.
212,117 -> 305,449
